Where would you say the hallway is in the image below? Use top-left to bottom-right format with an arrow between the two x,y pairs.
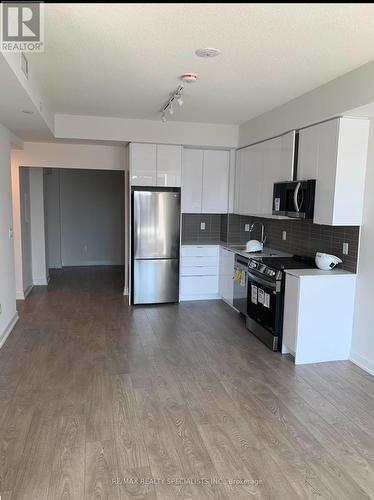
1,267 -> 374,499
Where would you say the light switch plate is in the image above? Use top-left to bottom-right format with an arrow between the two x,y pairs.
282,231 -> 287,241
200,222 -> 206,230
343,242 -> 349,255
244,224 -> 250,232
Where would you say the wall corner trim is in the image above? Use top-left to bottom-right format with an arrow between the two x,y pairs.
0,312 -> 19,350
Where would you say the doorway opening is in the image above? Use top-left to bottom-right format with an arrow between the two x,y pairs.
19,167 -> 126,296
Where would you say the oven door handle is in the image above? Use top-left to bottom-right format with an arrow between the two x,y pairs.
247,271 -> 277,290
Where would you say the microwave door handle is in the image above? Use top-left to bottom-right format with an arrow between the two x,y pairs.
293,182 -> 301,212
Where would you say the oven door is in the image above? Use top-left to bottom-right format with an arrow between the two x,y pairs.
246,271 -> 282,351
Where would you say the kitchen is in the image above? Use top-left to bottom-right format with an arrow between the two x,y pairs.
130,116 -> 367,365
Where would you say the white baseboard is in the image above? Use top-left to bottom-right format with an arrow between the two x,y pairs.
221,297 -> 239,312
350,352 -> 374,377
0,312 -> 19,349
180,293 -> 220,301
16,284 -> 34,300
33,277 -> 48,286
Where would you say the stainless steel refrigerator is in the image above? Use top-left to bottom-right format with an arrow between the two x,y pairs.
131,188 -> 180,304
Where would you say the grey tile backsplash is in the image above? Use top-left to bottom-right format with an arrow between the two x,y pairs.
182,213 -> 360,273
181,214 -> 222,243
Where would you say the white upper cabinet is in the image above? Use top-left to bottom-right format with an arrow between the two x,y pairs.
234,131 -> 295,216
297,117 -> 369,225
181,148 -> 230,214
130,143 -> 181,187
181,149 -> 203,213
262,133 -> 296,214
202,150 -> 229,213
130,143 -> 157,186
156,144 -> 182,187
236,144 -> 263,215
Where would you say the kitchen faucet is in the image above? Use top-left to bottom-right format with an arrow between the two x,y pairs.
250,221 -> 266,245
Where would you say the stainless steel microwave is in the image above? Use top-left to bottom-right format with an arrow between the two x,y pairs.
272,180 -> 316,219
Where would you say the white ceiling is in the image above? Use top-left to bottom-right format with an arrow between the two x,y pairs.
28,3 -> 374,125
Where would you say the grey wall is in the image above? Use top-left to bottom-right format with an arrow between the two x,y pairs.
19,167 -> 33,293
44,169 -> 62,269
59,169 -> 125,266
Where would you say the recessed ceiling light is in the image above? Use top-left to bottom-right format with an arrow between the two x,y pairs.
195,47 -> 221,58
21,109 -> 34,114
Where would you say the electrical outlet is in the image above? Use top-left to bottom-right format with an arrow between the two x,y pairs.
200,222 -> 205,231
282,231 -> 287,241
0,303 -> 2,314
244,224 -> 250,232
8,228 -> 13,240
343,242 -> 349,255
84,245 -> 88,254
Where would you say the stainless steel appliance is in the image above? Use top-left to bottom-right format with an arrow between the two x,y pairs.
246,256 -> 314,350
273,180 -> 316,219
233,255 -> 249,315
131,188 -> 180,304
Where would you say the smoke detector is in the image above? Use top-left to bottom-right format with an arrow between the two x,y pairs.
195,48 -> 221,58
180,73 -> 198,84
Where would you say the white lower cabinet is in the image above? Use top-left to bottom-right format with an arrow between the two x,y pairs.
180,245 -> 219,300
219,247 -> 235,305
282,270 -> 356,364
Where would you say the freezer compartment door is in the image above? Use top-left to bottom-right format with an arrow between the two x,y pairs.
133,190 -> 180,259
133,259 -> 179,304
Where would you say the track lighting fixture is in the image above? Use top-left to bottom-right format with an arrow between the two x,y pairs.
161,73 -> 198,122
161,84 -> 184,122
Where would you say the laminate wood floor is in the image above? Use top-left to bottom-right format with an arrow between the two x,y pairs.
1,266 -> 374,499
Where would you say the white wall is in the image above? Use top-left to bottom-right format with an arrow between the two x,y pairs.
59,169 -> 125,266
19,167 -> 33,295
12,141 -> 126,171
350,120 -> 374,374
29,168 -> 49,285
0,124 -> 18,347
239,59 -> 374,147
54,114 -> 239,148
44,169 -> 62,269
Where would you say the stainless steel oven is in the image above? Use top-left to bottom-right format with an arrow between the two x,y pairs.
233,255 -> 249,316
245,256 -> 315,351
246,259 -> 284,351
